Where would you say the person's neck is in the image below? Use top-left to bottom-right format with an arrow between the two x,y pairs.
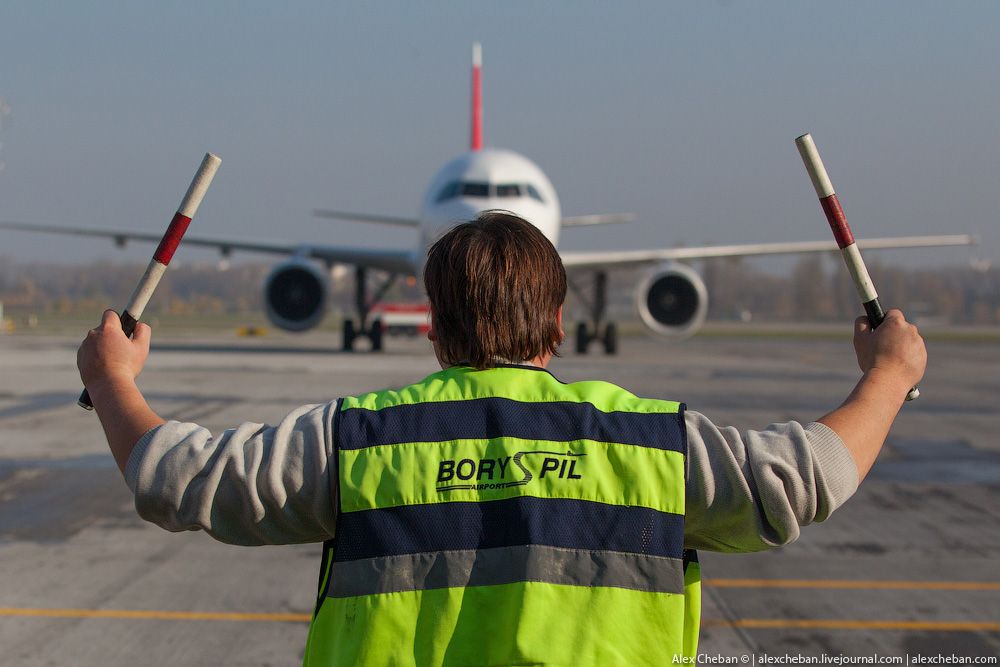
499,353 -> 551,369
449,353 -> 552,370
524,353 -> 551,368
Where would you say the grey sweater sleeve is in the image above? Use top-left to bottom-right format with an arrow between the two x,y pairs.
124,401 -> 339,546
683,410 -> 859,552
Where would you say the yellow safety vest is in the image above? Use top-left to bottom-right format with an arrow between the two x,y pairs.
304,364 -> 700,665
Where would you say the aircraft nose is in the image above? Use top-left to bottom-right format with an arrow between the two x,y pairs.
429,199 -> 492,224
451,201 -> 488,219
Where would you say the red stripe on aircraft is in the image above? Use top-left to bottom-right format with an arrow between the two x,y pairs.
471,65 -> 482,151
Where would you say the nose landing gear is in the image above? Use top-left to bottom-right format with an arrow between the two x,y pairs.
570,270 -> 617,355
342,266 -> 394,352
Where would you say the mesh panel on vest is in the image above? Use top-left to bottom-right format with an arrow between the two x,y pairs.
338,397 -> 686,452
333,496 -> 685,562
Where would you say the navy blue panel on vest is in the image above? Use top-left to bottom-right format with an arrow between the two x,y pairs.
333,496 -> 685,562
338,397 -> 685,452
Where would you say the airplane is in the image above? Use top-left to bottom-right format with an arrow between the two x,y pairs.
0,43 -> 977,354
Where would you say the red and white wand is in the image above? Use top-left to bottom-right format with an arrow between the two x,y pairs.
79,152 -> 222,410
795,133 -> 919,401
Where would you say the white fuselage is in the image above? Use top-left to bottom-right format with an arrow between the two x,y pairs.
418,148 -> 562,264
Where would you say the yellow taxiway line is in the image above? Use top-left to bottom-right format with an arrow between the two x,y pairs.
703,619 -> 1000,632
1,580 -> 997,629
706,579 -> 1000,591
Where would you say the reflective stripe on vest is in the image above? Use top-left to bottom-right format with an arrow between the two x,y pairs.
303,365 -> 700,666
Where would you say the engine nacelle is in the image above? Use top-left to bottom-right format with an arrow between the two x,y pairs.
263,259 -> 329,332
635,263 -> 709,340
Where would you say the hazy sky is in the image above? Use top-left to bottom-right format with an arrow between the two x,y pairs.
0,1 -> 996,269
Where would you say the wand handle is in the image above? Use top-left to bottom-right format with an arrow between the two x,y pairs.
794,133 -> 919,402
79,153 -> 222,410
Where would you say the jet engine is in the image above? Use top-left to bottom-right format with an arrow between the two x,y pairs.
263,259 -> 329,332
635,263 -> 709,339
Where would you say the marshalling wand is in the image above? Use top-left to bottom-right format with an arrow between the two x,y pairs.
78,152 -> 222,410
795,133 -> 919,401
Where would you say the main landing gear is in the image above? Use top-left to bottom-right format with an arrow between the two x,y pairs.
569,270 -> 618,355
342,266 -> 396,352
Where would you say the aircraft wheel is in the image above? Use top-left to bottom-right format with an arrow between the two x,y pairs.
343,319 -> 356,351
369,318 -> 384,352
603,322 -> 618,355
575,322 -> 589,355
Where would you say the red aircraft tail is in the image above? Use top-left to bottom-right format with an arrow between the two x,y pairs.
471,42 -> 482,151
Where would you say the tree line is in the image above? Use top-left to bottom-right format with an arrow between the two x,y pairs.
1,256 -> 997,325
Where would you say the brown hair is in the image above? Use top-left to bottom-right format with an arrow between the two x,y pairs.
424,211 -> 567,369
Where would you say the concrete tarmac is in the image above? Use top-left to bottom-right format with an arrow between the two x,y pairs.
1,328 -> 998,664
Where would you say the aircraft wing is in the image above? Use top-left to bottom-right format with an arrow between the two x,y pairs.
560,234 -> 977,269
0,220 -> 419,274
312,209 -> 421,228
561,213 -> 635,227
315,209 -> 637,229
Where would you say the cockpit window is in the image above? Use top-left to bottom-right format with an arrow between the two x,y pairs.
436,181 -> 460,203
461,182 -> 490,197
435,181 -> 543,203
496,183 -> 521,198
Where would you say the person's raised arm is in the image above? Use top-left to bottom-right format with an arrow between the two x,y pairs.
684,309 -> 925,552
77,309 -> 165,475
78,309 -> 338,545
818,309 -> 926,482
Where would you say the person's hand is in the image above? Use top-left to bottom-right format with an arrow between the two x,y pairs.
852,309 -> 926,392
77,310 -> 151,390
